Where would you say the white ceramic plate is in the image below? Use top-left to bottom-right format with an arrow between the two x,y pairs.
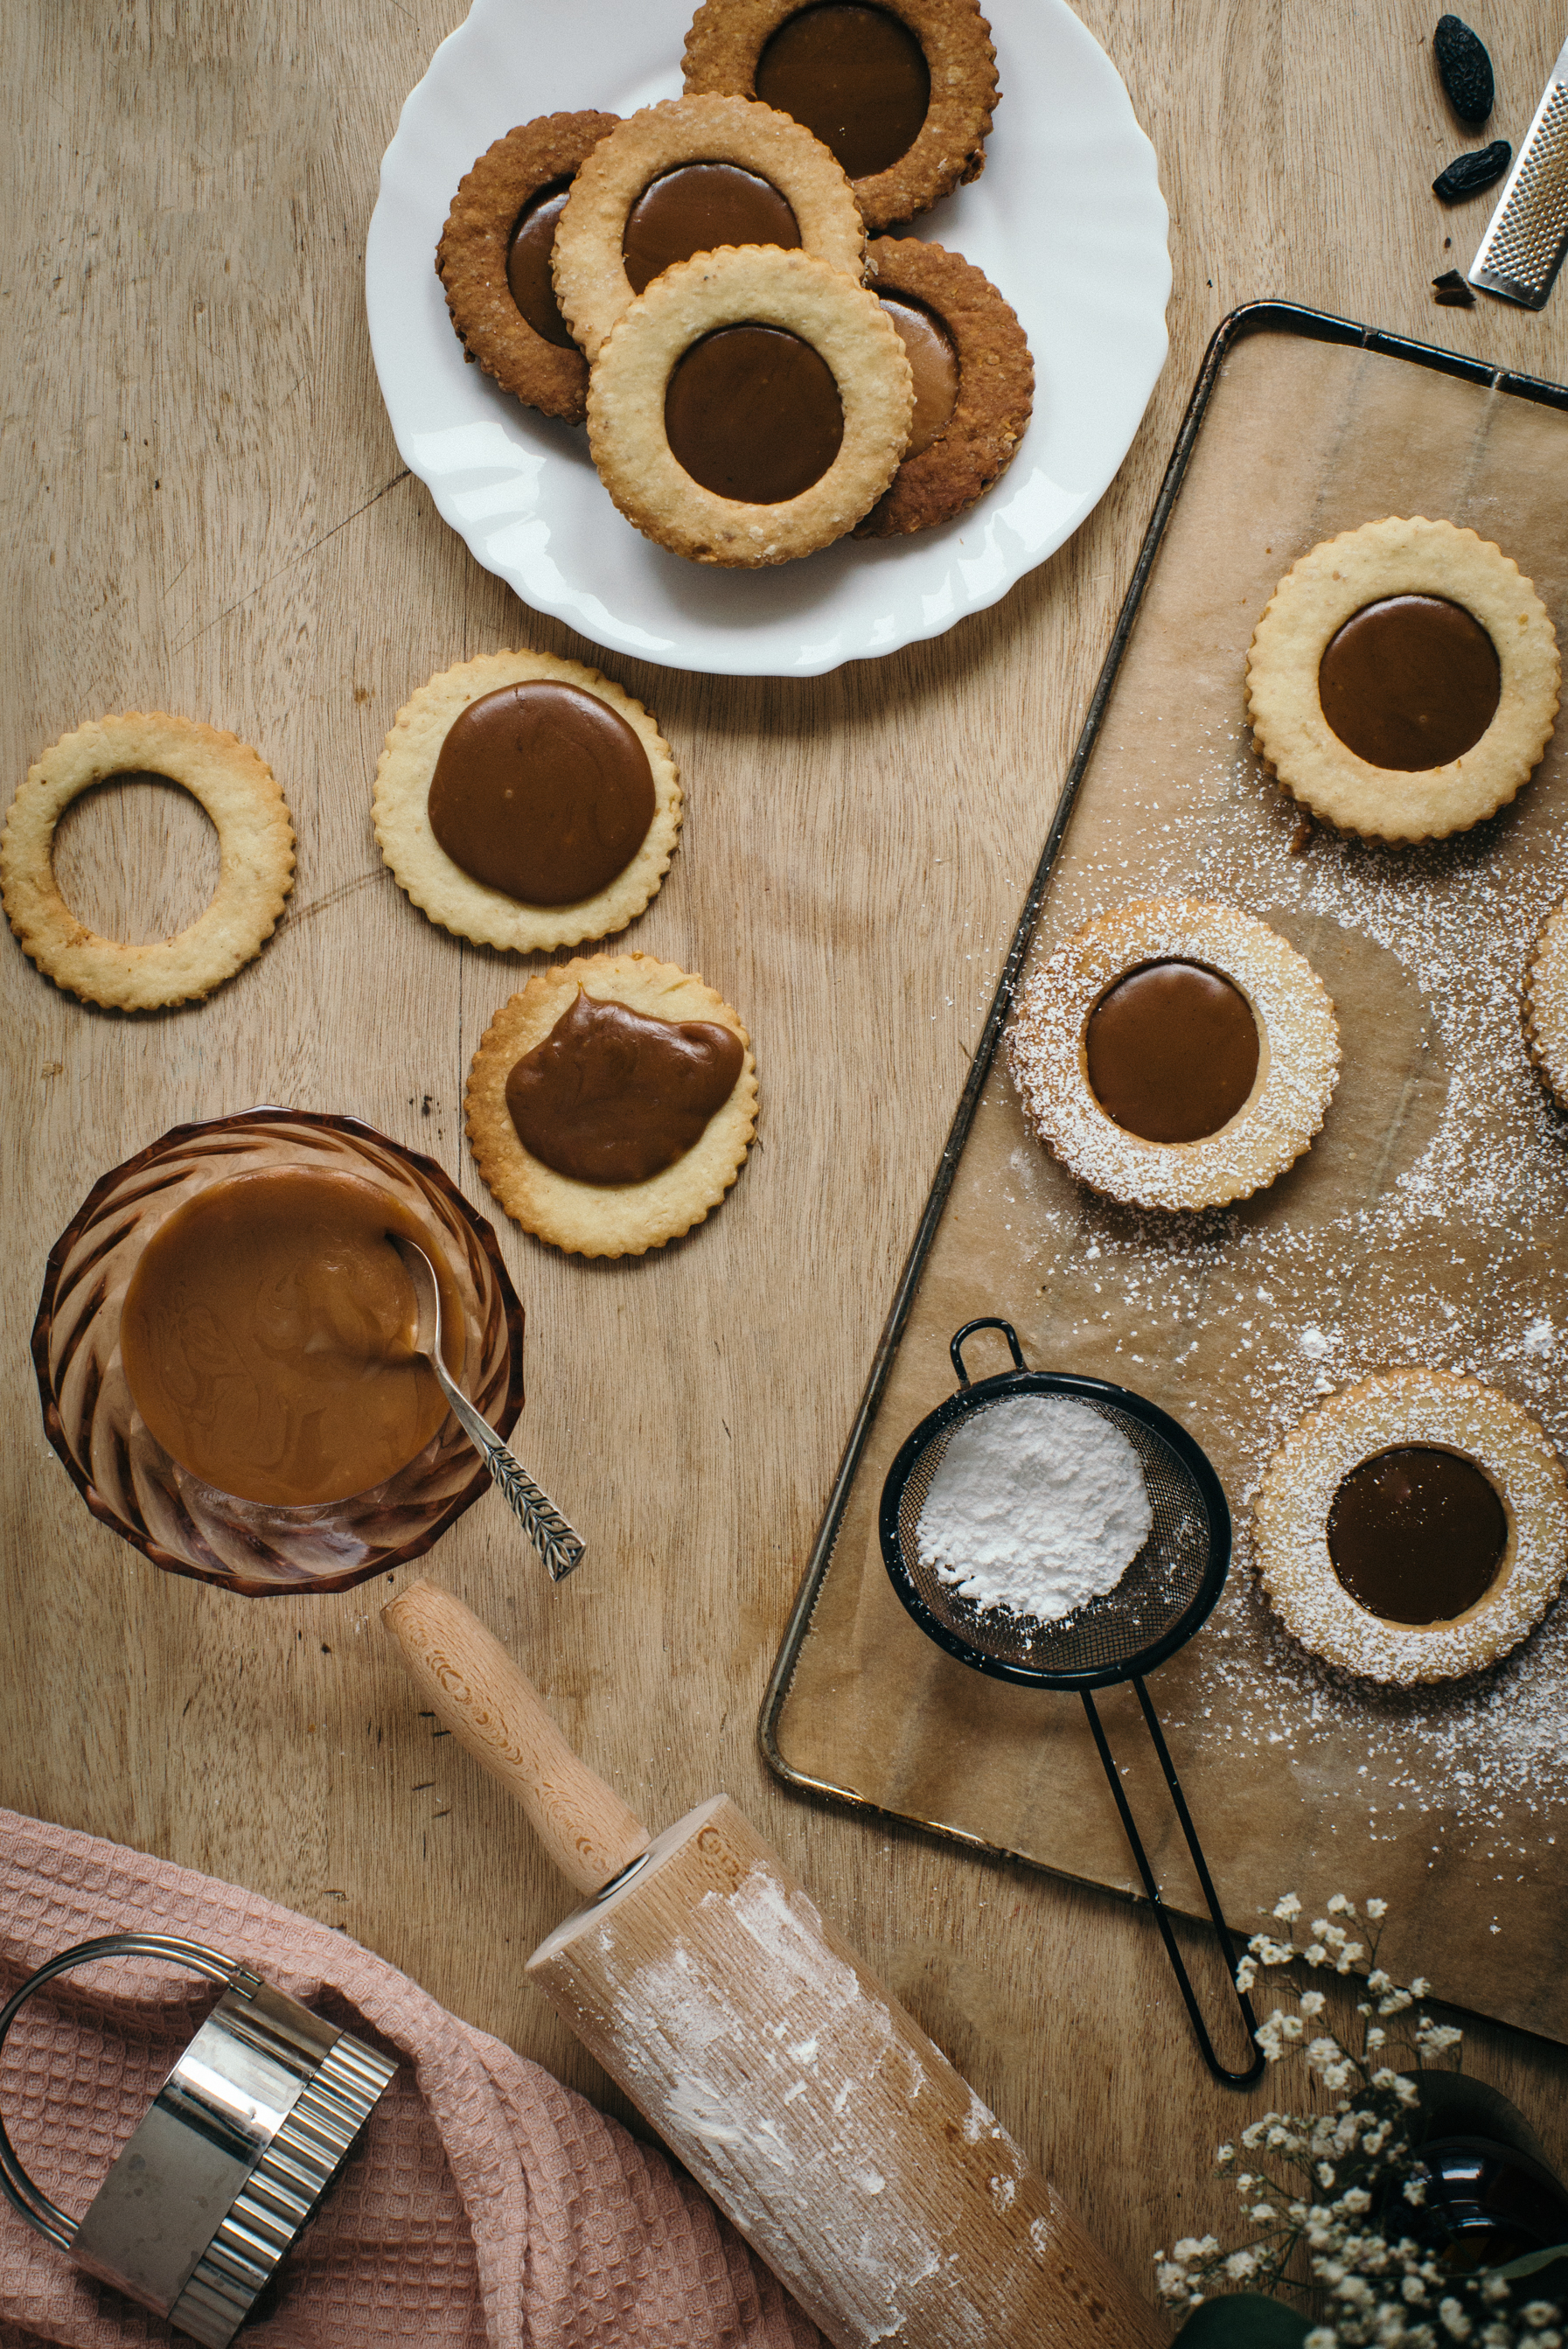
366,0 -> 1170,678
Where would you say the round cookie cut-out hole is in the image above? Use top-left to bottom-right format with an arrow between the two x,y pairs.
428,680 -> 656,908
1084,958 -> 1260,1145
1317,595 -> 1502,771
665,324 -> 844,503
506,181 -> 576,348
878,295 -> 957,457
1327,1445 -> 1507,1625
756,3 -> 930,179
52,772 -> 222,946
623,164 -> 800,296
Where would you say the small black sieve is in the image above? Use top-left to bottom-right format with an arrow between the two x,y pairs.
880,1317 -> 1261,2087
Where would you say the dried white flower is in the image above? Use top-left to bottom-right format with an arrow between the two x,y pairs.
1328,1894 -> 1356,1918
1273,1892 -> 1303,1920
1366,1898 -> 1389,1920
1439,2299 -> 1473,2340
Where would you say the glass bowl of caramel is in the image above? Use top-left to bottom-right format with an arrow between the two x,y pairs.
32,1107 -> 524,1595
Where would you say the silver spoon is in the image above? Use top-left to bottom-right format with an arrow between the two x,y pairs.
390,1236 -> 586,1583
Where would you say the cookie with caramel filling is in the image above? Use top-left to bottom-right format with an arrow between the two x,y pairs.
553,95 -> 864,365
682,0 -> 999,233
466,953 -> 758,1256
1246,518 -> 1560,842
437,111 -> 620,426
855,238 -> 1032,537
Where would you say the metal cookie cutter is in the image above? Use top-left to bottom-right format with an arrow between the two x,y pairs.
0,1933 -> 397,2347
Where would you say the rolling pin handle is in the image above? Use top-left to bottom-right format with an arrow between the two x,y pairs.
382,1580 -> 652,1899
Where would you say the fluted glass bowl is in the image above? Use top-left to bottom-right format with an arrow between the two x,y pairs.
32,1107 -> 524,1596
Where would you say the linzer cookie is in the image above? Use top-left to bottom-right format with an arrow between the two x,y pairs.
682,0 -> 999,233
1246,518 -> 1560,841
373,650 -> 680,953
437,112 -> 621,425
856,238 -> 1031,537
1524,894 -> 1568,1114
1252,1368 -> 1568,1684
466,953 -> 758,1256
553,95 -> 865,363
1006,900 -> 1340,1212
0,713 -> 295,1011
589,247 -> 912,565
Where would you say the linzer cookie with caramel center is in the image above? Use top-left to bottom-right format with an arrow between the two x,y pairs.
467,953 -> 758,1257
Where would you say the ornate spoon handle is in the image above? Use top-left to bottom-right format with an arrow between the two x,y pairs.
432,1361 -> 586,1582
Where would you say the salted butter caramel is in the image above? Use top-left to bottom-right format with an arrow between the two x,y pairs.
756,3 -> 930,180
665,324 -> 844,504
506,179 -> 576,349
623,162 -> 800,297
1327,1445 -> 1506,1624
1317,594 -> 1502,771
122,1168 -> 463,1508
428,680 -> 656,907
505,986 -> 743,1184
878,295 -> 957,457
1085,959 -> 1260,1145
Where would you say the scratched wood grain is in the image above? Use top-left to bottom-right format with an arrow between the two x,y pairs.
3,0 -> 1567,2312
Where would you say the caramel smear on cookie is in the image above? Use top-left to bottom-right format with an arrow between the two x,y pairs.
505,986 -> 744,1184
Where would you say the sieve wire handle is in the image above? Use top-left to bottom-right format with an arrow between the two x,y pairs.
1081,1682 -> 1264,2088
949,1319 -> 1028,1386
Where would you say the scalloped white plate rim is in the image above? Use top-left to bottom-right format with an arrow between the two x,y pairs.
366,0 -> 1170,679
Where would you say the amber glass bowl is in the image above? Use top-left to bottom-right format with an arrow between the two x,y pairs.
32,1107 -> 524,1596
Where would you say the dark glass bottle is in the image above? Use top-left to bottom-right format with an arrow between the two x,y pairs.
1400,2075 -> 1568,2272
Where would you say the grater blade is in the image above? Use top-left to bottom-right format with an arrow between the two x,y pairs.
1469,35 -> 1568,310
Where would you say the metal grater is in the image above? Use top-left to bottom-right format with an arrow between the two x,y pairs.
1470,35 -> 1568,308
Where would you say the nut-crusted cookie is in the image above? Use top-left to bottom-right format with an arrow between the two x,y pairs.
1,713 -> 295,1011
1246,518 -> 1560,842
855,237 -> 1031,537
1006,900 -> 1340,1212
373,649 -> 681,954
588,245 -> 912,566
1253,1368 -> 1568,1684
437,111 -> 620,426
466,953 -> 758,1257
682,0 -> 999,233
553,94 -> 865,364
1524,893 -> 1568,1114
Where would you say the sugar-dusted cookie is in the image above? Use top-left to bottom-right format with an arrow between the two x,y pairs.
683,0 -> 999,233
1525,893 -> 1568,1114
855,237 -> 1031,537
1246,517 -> 1560,842
373,650 -> 680,954
1253,1367 -> 1568,1684
553,94 -> 864,364
466,953 -> 758,1256
1,713 -> 295,1011
1006,899 -> 1339,1212
437,112 -> 621,426
588,246 -> 912,567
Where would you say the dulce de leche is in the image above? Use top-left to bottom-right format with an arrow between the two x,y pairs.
121,1168 -> 463,1507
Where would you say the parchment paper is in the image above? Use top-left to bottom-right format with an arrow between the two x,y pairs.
773,324 -> 1568,2045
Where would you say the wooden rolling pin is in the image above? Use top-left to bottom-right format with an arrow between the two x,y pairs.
384,1580 -> 1166,2349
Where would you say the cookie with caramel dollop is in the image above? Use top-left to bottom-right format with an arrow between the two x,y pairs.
466,953 -> 758,1256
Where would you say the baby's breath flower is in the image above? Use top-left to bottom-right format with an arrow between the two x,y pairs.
1307,1942 -> 1330,1967
1366,1898 -> 1389,1920
1411,1977 -> 1431,1998
1523,2311 -> 1558,2331
1328,1893 -> 1356,1918
1273,1892 -> 1303,1920
1480,2280 -> 1510,2307
1439,2300 -> 1473,2340
1319,2162 -> 1338,2188
1301,1989 -> 1328,2017
1403,2178 -> 1427,2206
1251,2203 -> 1276,2223
1341,2188 -> 1373,2214
1225,2250 -> 1260,2281
1306,2332 -> 1339,2349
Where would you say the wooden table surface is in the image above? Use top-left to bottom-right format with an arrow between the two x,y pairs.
6,0 -> 1568,2320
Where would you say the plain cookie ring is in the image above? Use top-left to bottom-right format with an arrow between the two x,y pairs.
553,94 -> 864,362
681,0 -> 998,234
1246,518 -> 1560,842
1005,900 -> 1340,1212
437,111 -> 621,426
587,246 -> 912,566
1,714 -> 295,1011
1524,894 -> 1568,1115
1252,1368 -> 1568,1685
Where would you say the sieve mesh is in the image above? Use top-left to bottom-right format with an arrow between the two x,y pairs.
889,1392 -> 1217,1682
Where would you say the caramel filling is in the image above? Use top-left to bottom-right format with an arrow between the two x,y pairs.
622,163 -> 800,297
756,3 -> 930,180
1085,959 -> 1260,1145
428,680 -> 655,907
666,324 -> 844,504
507,180 -> 576,348
506,987 -> 744,1185
122,1168 -> 463,1508
1317,595 -> 1502,771
879,296 -> 958,458
1328,1446 -> 1507,1624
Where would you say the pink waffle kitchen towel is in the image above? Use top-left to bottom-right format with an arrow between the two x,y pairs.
0,1809 -> 823,2349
